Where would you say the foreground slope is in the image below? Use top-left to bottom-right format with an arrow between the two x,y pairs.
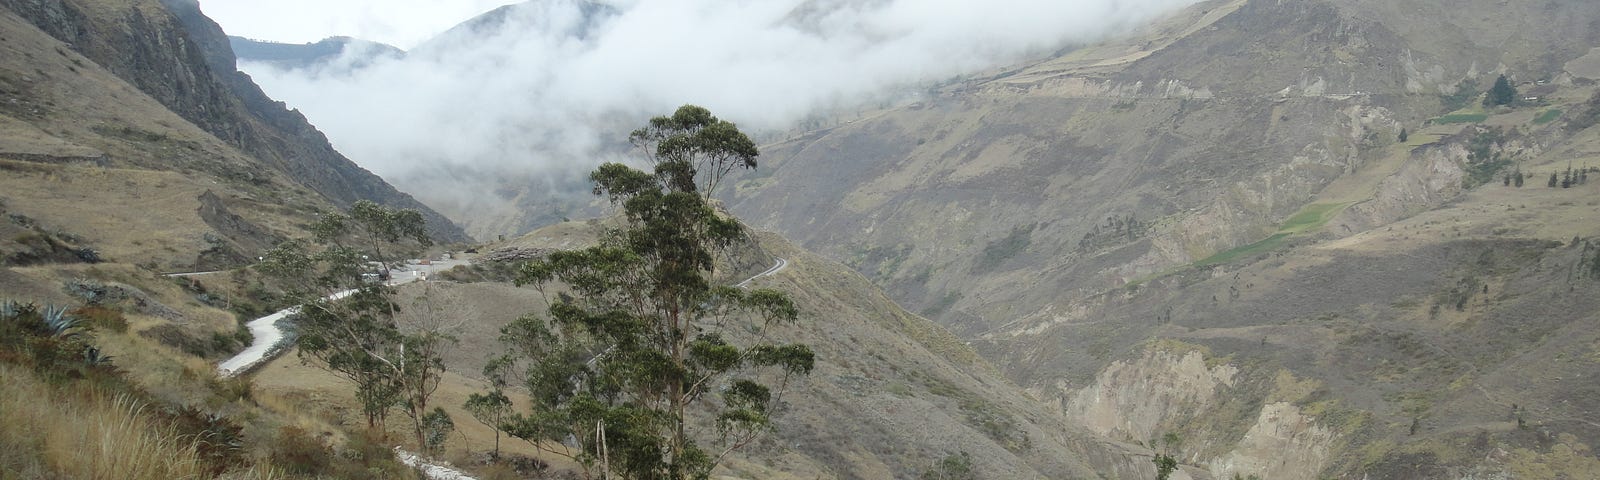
727,0 -> 1600,477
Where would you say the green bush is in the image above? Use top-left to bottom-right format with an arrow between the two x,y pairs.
921,452 -> 976,480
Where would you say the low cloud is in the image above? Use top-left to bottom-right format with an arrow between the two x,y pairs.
240,0 -> 1200,236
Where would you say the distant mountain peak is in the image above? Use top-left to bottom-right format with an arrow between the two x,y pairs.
229,35 -> 404,71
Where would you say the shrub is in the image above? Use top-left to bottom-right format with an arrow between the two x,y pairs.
163,405 -> 246,475
207,375 -> 253,404
0,365 -> 207,480
921,452 -> 976,480
70,305 -> 128,333
63,278 -> 123,305
75,248 -> 102,264
422,407 -> 455,455
1,301 -> 98,377
332,429 -> 416,479
270,426 -> 331,475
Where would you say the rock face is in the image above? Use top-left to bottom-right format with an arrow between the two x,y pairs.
1206,402 -> 1337,480
194,190 -> 277,270
1067,349 -> 1240,443
0,0 -> 469,242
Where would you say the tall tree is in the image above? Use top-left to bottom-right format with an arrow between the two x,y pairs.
1486,74 -> 1518,107
260,200 -> 450,451
496,105 -> 813,479
465,361 -> 515,460
628,105 -> 760,199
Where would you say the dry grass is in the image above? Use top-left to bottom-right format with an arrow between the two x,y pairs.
0,364 -> 207,479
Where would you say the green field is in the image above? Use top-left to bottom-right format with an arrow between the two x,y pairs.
1195,233 -> 1290,267
1435,113 -> 1489,124
1533,109 -> 1563,124
1194,203 -> 1347,267
1280,203 -> 1348,233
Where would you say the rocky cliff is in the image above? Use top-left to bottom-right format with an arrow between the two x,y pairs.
0,0 -> 468,242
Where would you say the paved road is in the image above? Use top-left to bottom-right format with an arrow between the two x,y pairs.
213,259 -> 480,479
216,260 -> 459,376
737,257 -> 789,288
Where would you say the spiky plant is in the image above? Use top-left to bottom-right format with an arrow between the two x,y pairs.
0,299 -> 19,319
40,305 -> 83,339
83,345 -> 115,367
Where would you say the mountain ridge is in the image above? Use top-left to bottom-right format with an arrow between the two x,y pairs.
0,0 -> 469,243
723,0 -> 1600,477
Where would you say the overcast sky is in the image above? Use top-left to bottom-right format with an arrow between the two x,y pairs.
201,0 -> 516,48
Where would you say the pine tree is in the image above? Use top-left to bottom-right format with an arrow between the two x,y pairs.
1486,74 -> 1518,107
1550,172 -> 1560,187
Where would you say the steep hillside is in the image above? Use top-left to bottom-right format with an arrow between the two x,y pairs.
252,221 -> 1189,479
728,0 -> 1600,333
0,2 -> 464,477
0,0 -> 467,242
725,0 -> 1600,477
1,4 -> 303,270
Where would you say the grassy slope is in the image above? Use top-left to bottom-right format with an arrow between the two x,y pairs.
0,7 -> 328,271
0,4 -> 439,478
251,223 -> 1152,479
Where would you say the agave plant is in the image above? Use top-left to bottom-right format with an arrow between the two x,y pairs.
40,305 -> 83,339
83,345 -> 115,367
0,299 -> 19,320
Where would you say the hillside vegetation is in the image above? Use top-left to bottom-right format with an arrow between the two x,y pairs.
726,0 -> 1600,477
9,0 -> 1600,478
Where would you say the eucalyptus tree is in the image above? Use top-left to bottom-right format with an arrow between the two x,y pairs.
493,105 -> 814,479
259,200 -> 449,450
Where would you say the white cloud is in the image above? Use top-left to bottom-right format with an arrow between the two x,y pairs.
201,0 -> 512,48
234,0 -> 1200,235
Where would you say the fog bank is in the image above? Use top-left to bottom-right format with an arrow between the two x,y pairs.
239,0 -> 1201,237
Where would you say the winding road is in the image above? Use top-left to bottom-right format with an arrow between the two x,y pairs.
212,255 -> 787,479
737,256 -> 789,288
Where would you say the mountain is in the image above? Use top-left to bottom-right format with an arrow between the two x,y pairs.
10,0 -> 1600,477
409,0 -> 616,56
229,35 -> 404,71
725,0 -> 1600,477
0,0 -> 467,244
0,0 -> 468,477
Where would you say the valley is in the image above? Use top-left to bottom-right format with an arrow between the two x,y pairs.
4,0 -> 1600,479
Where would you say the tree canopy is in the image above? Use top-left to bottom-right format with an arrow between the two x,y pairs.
259,200 -> 451,451
1485,74 -> 1518,107
489,105 -> 813,480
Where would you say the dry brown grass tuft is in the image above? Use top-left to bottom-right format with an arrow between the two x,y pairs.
0,364 -> 207,479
